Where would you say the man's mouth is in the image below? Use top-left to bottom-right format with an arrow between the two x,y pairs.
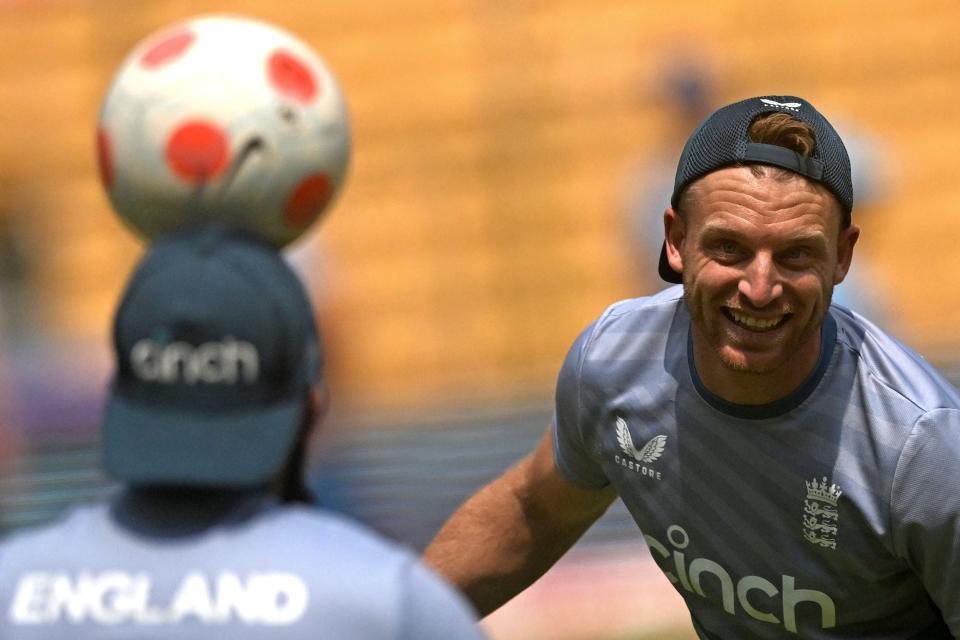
723,308 -> 789,332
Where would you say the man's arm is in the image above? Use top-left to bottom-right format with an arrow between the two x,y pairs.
423,426 -> 617,617
891,408 -> 960,637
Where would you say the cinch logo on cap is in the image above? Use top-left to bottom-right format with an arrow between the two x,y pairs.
130,337 -> 260,385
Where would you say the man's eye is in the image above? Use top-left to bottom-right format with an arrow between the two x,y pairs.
783,247 -> 811,261
710,240 -> 743,263
719,241 -> 739,254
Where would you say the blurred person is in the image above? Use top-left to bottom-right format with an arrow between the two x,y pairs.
819,122 -> 893,324
0,225 -> 484,639
425,96 -> 960,638
623,58 -> 717,282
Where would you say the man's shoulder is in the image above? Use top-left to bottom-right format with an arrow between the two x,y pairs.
249,505 -> 416,570
0,503 -> 479,635
0,502 -> 428,599
249,507 -> 466,607
2,500 -> 106,544
600,285 -> 685,321
581,286 -> 684,339
831,306 -> 960,412
0,501 -> 109,570
575,286 -> 686,357
263,506 -> 404,552
0,501 -> 408,569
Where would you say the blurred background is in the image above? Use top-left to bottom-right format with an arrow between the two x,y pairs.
1,0 -> 959,638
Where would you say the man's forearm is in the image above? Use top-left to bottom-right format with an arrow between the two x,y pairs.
424,431 -> 616,616
424,462 -> 574,615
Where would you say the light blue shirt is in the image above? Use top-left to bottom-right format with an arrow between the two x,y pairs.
554,286 -> 960,638
0,491 -> 483,639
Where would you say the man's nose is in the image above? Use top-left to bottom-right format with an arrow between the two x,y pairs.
738,252 -> 783,307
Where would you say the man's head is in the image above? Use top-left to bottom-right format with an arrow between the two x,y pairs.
659,96 -> 860,397
103,224 -> 324,496
659,96 -> 854,285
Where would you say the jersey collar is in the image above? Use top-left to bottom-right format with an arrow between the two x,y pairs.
686,311 -> 837,420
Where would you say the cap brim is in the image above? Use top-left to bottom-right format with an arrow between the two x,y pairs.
103,391 -> 305,488
658,242 -> 683,284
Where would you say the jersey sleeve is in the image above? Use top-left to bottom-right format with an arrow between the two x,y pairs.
890,407 -> 960,634
552,321 -> 610,489
397,558 -> 485,639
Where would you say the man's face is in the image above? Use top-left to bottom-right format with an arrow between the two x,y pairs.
664,166 -> 858,383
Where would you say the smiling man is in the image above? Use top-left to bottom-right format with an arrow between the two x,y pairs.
425,96 -> 960,638
665,119 -> 859,405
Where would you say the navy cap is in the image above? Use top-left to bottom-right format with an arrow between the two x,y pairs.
103,224 -> 322,488
658,95 -> 853,283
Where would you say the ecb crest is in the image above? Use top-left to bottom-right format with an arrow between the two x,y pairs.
802,477 -> 842,550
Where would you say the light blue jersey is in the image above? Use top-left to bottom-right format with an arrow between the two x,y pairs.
554,286 -> 960,638
0,491 -> 483,639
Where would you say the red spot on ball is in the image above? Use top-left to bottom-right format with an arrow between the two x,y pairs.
140,29 -> 195,69
268,50 -> 318,103
284,174 -> 332,228
96,127 -> 113,189
165,121 -> 230,183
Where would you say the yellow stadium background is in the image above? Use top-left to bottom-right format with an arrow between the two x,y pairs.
1,1 -> 959,638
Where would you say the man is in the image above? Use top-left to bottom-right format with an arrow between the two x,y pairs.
0,226 -> 483,639
425,96 -> 960,638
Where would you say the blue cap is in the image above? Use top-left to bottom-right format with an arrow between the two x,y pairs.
659,95 -> 853,284
103,225 -> 322,488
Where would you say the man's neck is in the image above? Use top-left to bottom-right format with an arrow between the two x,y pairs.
110,486 -> 273,538
692,333 -> 823,406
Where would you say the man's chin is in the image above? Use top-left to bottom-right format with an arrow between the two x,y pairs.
716,349 -> 783,375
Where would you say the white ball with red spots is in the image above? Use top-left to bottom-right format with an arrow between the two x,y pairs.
97,14 -> 350,247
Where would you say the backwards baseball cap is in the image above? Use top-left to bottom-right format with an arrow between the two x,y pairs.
103,224 -> 323,488
658,95 -> 853,283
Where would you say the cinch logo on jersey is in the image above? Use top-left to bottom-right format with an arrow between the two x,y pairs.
613,417 -> 666,481
9,571 -> 307,626
130,337 -> 260,385
644,525 -> 836,634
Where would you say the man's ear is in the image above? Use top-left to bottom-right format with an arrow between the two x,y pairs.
664,207 -> 686,275
834,223 -> 860,284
